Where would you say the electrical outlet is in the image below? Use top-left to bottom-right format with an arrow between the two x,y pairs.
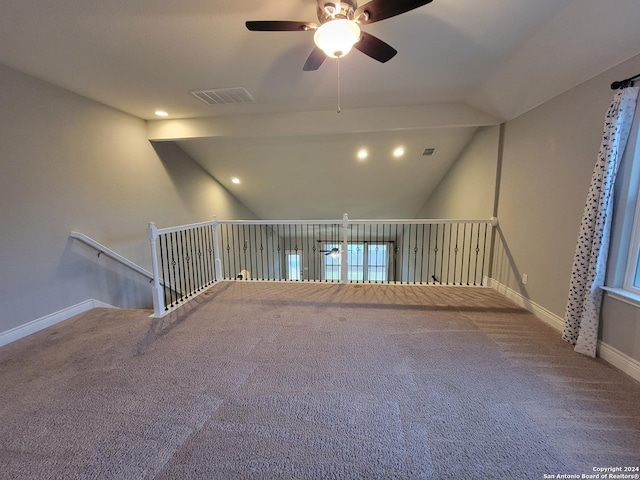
522,273 -> 528,285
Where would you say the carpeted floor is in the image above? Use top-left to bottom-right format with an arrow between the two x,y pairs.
0,282 -> 639,479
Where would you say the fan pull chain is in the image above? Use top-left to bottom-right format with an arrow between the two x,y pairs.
336,57 -> 341,114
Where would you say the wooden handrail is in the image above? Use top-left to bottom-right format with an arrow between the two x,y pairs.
70,231 -> 154,281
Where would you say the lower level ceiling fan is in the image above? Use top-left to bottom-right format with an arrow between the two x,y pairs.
246,0 -> 433,71
319,247 -> 341,257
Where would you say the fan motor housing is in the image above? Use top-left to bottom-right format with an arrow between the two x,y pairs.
317,0 -> 357,24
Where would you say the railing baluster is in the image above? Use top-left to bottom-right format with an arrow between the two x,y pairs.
481,223 -> 488,286
185,229 -> 193,295
436,225 -> 446,285
186,228 -> 193,293
193,228 -> 201,289
411,225 -> 418,285
399,224 -> 405,285
220,224 -> 226,279
190,228 -> 198,292
453,224 -> 459,285
194,227 -> 202,289
426,224 -> 432,284
267,226 -> 272,281
158,234 -> 167,310
247,225 -> 253,280
307,224 -> 311,282
180,230 -> 191,298
312,224 -> 317,281
173,231 -> 181,298
275,224 -> 280,281
180,230 -> 189,295
191,228 -> 199,292
232,225 -> 244,280
465,224 -> 472,286
208,224 -> 215,284
186,229 -> 194,294
241,225 -> 247,279
384,224 -> 389,283
200,226 -> 209,286
202,226 -> 210,285
374,224 -> 378,284
393,224 -> 398,283
420,224 -> 425,284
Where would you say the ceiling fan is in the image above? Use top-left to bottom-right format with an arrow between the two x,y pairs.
246,0 -> 433,71
319,247 -> 341,257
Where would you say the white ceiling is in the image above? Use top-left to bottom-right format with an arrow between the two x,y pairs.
2,0 -> 640,219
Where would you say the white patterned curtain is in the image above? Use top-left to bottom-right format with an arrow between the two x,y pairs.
563,86 -> 639,357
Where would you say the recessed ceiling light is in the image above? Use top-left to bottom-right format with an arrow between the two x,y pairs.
393,147 -> 405,158
231,177 -> 241,184
357,149 -> 368,160
155,110 -> 168,117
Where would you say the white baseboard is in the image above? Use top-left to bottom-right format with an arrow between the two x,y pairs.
598,342 -> 640,383
0,299 -> 117,348
485,277 -> 565,331
487,278 -> 640,383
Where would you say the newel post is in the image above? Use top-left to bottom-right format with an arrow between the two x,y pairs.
147,222 -> 165,317
341,213 -> 349,284
212,216 -> 223,281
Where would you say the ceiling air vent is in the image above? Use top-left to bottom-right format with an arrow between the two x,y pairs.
190,87 -> 256,105
422,147 -> 437,156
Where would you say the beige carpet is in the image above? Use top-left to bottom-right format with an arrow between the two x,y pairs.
1,282 -> 639,479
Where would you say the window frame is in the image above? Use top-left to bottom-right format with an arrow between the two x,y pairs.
604,101 -> 640,306
620,109 -> 640,296
623,198 -> 640,296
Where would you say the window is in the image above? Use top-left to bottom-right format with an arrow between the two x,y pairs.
286,250 -> 302,281
322,242 -> 389,282
623,177 -> 640,296
622,176 -> 640,295
606,102 -> 640,303
621,111 -> 640,296
323,244 -> 341,281
368,244 -> 388,282
347,244 -> 364,281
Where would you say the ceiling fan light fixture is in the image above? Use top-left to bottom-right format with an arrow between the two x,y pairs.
314,19 -> 361,58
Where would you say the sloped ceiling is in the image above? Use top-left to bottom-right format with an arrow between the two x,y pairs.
176,126 -> 478,219
2,0 -> 640,218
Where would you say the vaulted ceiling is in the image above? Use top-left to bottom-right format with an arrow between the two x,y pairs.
2,0 -> 640,218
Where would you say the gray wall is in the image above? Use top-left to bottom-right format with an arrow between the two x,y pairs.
416,126 -> 500,220
493,53 -> 640,362
0,64 -> 256,334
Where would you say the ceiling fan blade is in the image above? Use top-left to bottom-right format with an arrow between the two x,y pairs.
245,21 -> 318,32
303,46 -> 327,71
354,31 -> 397,63
354,0 -> 433,25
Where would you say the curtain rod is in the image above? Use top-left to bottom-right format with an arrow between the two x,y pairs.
611,72 -> 640,90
